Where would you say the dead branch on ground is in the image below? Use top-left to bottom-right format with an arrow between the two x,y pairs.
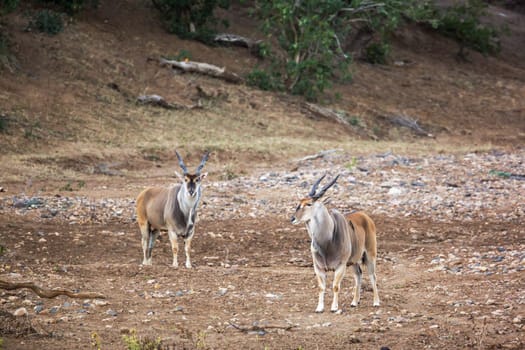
157,58 -> 243,84
389,114 -> 431,136
302,102 -> 352,128
0,279 -> 106,299
137,94 -> 201,110
228,321 -> 297,333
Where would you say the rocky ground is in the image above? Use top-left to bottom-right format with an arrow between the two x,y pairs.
0,149 -> 523,349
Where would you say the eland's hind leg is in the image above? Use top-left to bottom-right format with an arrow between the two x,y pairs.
139,221 -> 153,265
350,263 -> 362,307
364,253 -> 380,306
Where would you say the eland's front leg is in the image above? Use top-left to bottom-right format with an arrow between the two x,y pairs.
313,264 -> 327,313
168,230 -> 179,268
331,264 -> 347,312
184,234 -> 193,268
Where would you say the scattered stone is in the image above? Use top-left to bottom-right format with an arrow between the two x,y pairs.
13,307 -> 28,317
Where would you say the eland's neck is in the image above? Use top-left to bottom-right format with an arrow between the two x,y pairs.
177,185 -> 201,216
307,203 -> 334,244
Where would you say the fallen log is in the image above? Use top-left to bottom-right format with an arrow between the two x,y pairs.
0,279 -> 106,299
158,58 -> 243,84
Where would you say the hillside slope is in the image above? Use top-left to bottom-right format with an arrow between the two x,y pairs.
0,0 -> 524,183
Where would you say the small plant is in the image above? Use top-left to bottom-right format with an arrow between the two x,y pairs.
0,114 -> 8,132
122,329 -> 162,350
195,330 -> 207,349
30,9 -> 64,35
345,157 -> 358,171
364,41 -> 391,64
0,244 -> 6,257
60,180 -> 84,191
349,116 -> 360,126
91,332 -> 101,350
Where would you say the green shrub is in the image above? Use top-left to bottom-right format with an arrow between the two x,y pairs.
364,41 -> 391,64
31,9 -> 64,35
151,0 -> 230,43
436,0 -> 501,56
246,69 -> 283,92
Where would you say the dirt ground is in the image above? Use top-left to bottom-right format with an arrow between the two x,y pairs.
0,1 -> 524,349
0,158 -> 523,350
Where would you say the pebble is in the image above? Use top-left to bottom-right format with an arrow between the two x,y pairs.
13,307 -> 28,317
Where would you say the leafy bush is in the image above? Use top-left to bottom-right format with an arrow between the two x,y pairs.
255,0 -> 353,101
151,0 -> 230,43
30,9 -> 63,35
436,0 -> 501,56
246,68 -> 283,92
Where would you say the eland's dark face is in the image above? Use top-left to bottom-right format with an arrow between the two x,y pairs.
176,150 -> 210,197
184,173 -> 206,197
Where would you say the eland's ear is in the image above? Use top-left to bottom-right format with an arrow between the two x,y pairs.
174,170 -> 184,181
199,172 -> 208,180
321,196 -> 332,205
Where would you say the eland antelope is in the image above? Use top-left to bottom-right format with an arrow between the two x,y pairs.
291,174 -> 380,312
136,150 -> 209,268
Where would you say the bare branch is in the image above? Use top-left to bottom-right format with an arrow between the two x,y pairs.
296,149 -> 343,163
0,279 -> 106,299
228,321 -> 297,333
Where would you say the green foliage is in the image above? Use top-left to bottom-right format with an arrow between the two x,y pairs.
122,329 -> 162,350
151,0 -> 230,43
246,68 -> 283,91
255,0 -> 352,101
436,0 -> 501,56
0,0 -> 18,15
30,9 -> 63,35
37,0 -> 99,15
364,41 -> 390,64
